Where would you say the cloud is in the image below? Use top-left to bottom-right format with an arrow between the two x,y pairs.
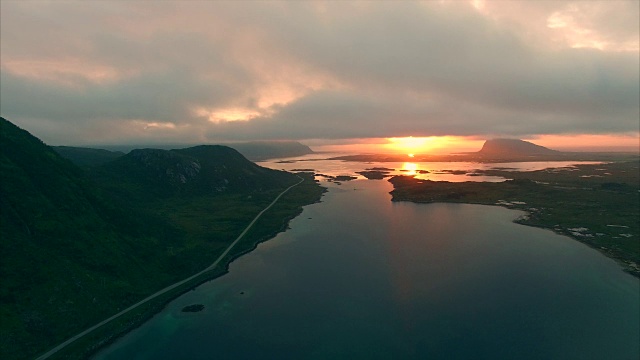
0,1 -> 638,145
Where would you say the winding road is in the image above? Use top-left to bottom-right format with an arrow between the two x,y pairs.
36,176 -> 304,360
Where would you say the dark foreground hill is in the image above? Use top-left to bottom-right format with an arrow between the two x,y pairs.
1,118 -> 179,359
0,117 -> 323,359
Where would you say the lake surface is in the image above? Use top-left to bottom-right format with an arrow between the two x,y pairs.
94,176 -> 639,360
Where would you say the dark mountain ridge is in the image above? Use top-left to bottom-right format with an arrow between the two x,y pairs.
96,145 -> 295,198
67,140 -> 314,162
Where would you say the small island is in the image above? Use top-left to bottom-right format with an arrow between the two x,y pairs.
181,304 -> 205,313
356,170 -> 391,180
316,174 -> 358,182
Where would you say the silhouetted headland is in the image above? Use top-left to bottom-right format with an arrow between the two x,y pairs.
330,139 -> 638,163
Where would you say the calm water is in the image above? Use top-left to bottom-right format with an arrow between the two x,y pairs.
94,178 -> 639,360
258,155 -> 603,182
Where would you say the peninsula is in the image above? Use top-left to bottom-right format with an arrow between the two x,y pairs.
388,146 -> 639,277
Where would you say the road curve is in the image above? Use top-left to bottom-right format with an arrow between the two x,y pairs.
36,176 -> 305,360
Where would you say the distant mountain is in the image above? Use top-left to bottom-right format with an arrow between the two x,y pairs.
53,146 -> 124,166
225,141 -> 314,161
96,145 -> 295,198
87,141 -> 314,161
331,138 -> 635,163
175,145 -> 294,188
478,139 -> 559,157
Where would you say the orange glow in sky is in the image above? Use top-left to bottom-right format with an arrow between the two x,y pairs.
311,134 -> 638,154
524,134 -> 639,152
193,107 -> 261,123
384,136 -> 483,155
313,136 -> 484,154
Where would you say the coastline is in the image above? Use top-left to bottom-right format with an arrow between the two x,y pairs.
80,174 -> 640,360
513,216 -> 640,278
388,160 -> 640,278
38,174 -> 326,360
394,196 -> 639,278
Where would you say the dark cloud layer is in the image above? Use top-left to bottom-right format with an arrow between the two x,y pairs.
1,1 -> 637,145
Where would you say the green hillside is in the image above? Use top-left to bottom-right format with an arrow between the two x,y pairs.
0,117 -> 324,359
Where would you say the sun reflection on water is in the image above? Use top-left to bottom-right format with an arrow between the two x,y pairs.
402,162 -> 418,176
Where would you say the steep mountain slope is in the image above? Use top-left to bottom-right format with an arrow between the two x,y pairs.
0,117 -> 185,359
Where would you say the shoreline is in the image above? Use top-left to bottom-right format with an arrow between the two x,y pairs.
511,214 -> 640,278
388,160 -> 640,279
38,175 -> 326,360
393,197 -> 639,278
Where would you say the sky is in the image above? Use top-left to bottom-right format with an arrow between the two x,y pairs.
1,1 -> 638,152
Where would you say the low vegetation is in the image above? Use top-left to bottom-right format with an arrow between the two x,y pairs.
389,160 -> 640,277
